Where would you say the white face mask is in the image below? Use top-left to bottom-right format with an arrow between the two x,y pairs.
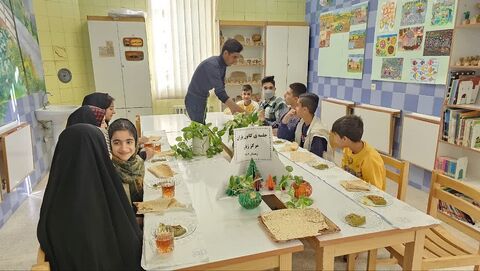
263,89 -> 274,100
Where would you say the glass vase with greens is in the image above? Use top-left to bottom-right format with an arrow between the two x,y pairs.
171,121 -> 225,159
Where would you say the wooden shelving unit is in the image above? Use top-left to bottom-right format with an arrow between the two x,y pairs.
435,1 -> 480,220
220,21 -> 266,109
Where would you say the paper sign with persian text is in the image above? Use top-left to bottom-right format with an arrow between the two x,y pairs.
233,126 -> 272,162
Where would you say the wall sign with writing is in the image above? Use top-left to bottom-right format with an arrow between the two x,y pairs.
233,126 -> 272,162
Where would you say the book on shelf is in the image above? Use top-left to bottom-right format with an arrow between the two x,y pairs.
442,109 -> 480,150
446,74 -> 480,106
438,188 -> 479,227
445,70 -> 476,104
435,156 -> 468,180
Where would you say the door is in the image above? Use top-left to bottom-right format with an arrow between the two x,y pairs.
87,20 -> 126,108
265,26 -> 288,98
117,21 -> 153,109
287,26 -> 309,89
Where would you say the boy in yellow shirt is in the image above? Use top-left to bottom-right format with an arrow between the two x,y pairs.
236,84 -> 259,113
331,115 -> 386,190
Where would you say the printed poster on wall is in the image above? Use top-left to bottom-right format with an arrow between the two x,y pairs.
371,0 -> 457,85
317,1 -> 369,79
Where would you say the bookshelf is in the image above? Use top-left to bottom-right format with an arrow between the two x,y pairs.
435,0 -> 480,229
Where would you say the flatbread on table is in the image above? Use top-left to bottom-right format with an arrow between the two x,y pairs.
134,198 -> 185,214
260,208 -> 329,241
290,151 -> 315,163
148,163 -> 175,178
340,180 -> 371,192
280,142 -> 299,152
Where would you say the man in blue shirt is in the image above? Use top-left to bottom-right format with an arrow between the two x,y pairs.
185,39 -> 245,124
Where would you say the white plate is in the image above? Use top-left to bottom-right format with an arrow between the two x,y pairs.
338,208 -> 382,228
354,192 -> 392,207
150,210 -> 197,241
145,175 -> 181,190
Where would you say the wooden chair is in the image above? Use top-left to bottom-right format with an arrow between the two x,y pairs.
369,171 -> 480,270
346,154 -> 410,269
135,114 -> 142,137
31,248 -> 50,271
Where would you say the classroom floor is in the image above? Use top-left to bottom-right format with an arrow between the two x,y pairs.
0,177 -> 477,270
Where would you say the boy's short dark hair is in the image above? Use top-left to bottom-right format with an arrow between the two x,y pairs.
289,82 -> 307,97
331,115 -> 363,142
242,84 -> 253,93
298,93 -> 319,115
221,39 -> 243,54
261,75 -> 275,86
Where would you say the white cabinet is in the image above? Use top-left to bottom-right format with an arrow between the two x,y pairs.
266,25 -> 309,98
87,16 -> 153,123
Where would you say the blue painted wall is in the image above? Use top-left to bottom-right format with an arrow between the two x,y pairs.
306,0 -> 445,191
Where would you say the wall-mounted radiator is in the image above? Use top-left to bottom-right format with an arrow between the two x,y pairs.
0,123 -> 34,200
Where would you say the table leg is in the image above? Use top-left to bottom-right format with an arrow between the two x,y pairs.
279,253 -> 292,271
316,246 -> 335,271
403,229 -> 426,271
367,249 -> 378,271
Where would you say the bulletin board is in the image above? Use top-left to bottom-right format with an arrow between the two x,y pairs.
371,0 -> 457,84
317,1 -> 369,79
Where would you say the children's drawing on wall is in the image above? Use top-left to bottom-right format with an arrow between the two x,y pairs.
331,10 -> 352,33
410,58 -> 439,82
400,0 -> 428,26
398,26 -> 424,51
350,2 -> 368,25
10,0 -> 45,93
319,30 -> 331,48
375,34 -> 397,57
423,29 -> 453,56
381,58 -> 404,80
431,0 -> 455,26
348,30 -> 366,50
379,0 -> 396,32
0,0 -> 26,126
347,54 -> 364,73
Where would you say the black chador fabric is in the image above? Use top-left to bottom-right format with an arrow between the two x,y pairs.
66,105 -> 101,127
37,124 -> 143,271
82,92 -> 111,110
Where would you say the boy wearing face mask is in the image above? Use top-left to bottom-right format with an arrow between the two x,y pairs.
259,76 -> 288,128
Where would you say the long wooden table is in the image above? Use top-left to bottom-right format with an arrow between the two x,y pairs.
141,113 -> 438,271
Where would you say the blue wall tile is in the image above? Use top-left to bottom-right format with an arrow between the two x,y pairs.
0,93 -> 50,228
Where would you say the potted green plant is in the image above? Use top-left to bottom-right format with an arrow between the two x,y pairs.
172,121 -> 225,159
224,112 -> 263,142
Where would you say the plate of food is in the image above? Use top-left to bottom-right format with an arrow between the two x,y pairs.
355,193 -> 392,207
151,211 -> 197,240
338,208 -> 382,228
307,160 -> 330,170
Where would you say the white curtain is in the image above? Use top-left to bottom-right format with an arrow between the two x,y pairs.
147,0 -> 219,99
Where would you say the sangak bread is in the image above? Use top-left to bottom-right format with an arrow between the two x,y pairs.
340,180 -> 370,192
261,208 -> 329,241
134,198 -> 185,214
148,163 -> 175,178
290,151 -> 315,163
366,195 -> 387,206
